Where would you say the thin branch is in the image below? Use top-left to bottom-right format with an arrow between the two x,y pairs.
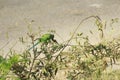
53,15 -> 101,62
0,41 -> 9,51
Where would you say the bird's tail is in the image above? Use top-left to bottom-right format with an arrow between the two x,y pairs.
28,41 -> 40,51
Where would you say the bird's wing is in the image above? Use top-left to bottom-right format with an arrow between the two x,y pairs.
41,34 -> 51,42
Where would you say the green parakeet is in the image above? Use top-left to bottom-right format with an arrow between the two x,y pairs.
28,34 -> 58,51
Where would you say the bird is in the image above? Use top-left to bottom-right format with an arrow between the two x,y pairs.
28,34 -> 58,51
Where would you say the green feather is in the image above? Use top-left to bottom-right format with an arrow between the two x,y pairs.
28,34 -> 55,51
39,34 -> 54,43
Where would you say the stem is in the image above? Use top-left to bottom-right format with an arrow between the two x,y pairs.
28,36 -> 36,78
28,57 -> 36,78
0,41 -> 9,50
71,72 -> 83,80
